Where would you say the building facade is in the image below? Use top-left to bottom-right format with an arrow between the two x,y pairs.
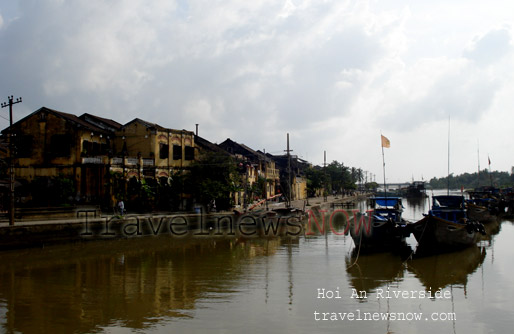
4,107 -> 196,208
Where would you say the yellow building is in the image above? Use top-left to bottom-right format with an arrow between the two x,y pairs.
4,108 -> 197,208
111,118 -> 195,181
7,107 -> 115,203
218,138 -> 280,208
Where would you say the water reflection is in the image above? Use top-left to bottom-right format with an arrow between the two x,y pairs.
403,196 -> 429,221
407,246 -> 487,291
0,236 -> 284,334
345,251 -> 405,294
1,200 -> 513,334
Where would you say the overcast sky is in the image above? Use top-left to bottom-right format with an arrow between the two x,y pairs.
1,0 -> 513,183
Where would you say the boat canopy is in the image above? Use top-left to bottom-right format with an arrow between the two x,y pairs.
373,197 -> 401,207
433,195 -> 464,209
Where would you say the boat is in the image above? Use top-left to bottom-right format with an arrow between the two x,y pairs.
466,198 -> 497,224
404,181 -> 427,198
411,195 -> 485,251
349,196 -> 411,250
467,187 -> 501,215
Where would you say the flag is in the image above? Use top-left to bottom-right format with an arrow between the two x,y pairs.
381,135 -> 390,148
488,156 -> 491,165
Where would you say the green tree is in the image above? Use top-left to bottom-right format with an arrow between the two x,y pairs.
428,169 -> 513,189
187,152 -> 241,210
305,167 -> 324,196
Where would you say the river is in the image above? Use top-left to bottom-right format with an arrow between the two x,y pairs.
1,191 -> 513,333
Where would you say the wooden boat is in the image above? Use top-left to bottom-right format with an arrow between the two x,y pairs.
350,197 -> 411,250
411,195 -> 485,250
466,199 -> 497,224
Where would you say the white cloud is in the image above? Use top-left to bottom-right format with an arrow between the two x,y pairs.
464,26 -> 513,66
1,0 -> 514,180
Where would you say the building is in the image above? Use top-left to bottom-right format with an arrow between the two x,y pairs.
269,154 -> 309,201
111,118 -> 195,181
4,107 -> 115,204
2,107 -> 197,209
218,138 -> 280,208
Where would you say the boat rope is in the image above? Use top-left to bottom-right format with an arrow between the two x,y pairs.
401,217 -> 429,265
347,224 -> 363,269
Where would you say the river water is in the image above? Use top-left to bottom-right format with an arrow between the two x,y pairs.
1,191 -> 513,333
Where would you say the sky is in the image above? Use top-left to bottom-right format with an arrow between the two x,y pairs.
1,0 -> 513,183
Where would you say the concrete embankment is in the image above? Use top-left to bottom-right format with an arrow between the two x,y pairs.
0,195 -> 368,251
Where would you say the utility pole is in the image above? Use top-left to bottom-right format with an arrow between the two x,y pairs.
323,150 -> 327,202
1,95 -> 22,226
284,133 -> 293,208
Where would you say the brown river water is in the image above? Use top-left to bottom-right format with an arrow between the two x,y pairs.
1,191 -> 513,333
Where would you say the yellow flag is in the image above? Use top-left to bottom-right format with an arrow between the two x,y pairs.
381,135 -> 390,148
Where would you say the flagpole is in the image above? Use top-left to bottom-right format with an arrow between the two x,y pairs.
447,116 -> 450,196
488,156 -> 492,187
382,144 -> 387,198
381,134 -> 387,199
477,139 -> 480,189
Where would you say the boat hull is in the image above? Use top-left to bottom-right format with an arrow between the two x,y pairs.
466,202 -> 497,224
411,215 -> 481,250
349,213 -> 410,250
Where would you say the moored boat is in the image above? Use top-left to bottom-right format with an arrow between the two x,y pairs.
411,195 -> 485,251
350,197 -> 411,250
404,181 -> 427,198
466,199 -> 497,224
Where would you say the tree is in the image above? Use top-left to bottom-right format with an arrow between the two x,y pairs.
187,152 -> 241,210
428,169 -> 513,189
305,167 -> 324,197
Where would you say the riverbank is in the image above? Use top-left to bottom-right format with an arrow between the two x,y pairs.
0,194 -> 367,251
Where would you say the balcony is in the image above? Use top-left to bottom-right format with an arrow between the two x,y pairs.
112,157 -> 123,165
126,158 -> 139,166
110,157 -> 156,167
82,156 -> 106,164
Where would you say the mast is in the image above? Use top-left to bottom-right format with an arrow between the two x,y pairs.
477,139 -> 480,189
447,116 -> 450,196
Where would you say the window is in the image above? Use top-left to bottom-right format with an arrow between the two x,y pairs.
185,146 -> 194,161
15,135 -> 33,158
172,145 -> 182,160
50,134 -> 72,157
159,143 -> 169,159
82,140 -> 108,156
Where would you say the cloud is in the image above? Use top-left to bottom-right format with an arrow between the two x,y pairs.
464,26 -> 513,66
1,0 -> 514,178
374,53 -> 501,132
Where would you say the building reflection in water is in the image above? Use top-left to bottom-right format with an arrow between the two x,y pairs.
0,236 -> 284,333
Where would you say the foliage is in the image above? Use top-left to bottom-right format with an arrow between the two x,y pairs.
428,169 -> 514,189
305,161 -> 360,196
186,152 -> 241,210
325,161 -> 357,191
28,175 -> 76,206
305,167 -> 324,196
365,182 -> 379,190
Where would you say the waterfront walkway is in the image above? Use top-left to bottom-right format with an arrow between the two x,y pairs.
0,194 -> 367,229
